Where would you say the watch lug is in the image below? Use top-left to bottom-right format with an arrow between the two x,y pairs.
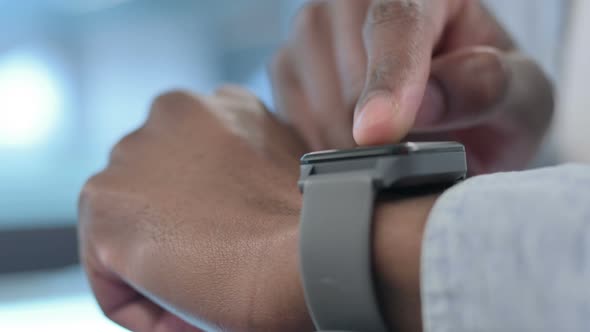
298,164 -> 314,192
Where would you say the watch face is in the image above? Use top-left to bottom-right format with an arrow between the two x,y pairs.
300,142 -> 465,164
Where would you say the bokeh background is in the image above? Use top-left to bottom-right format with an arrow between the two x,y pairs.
0,0 -> 584,330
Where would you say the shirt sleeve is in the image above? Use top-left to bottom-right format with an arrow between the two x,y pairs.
421,164 -> 590,332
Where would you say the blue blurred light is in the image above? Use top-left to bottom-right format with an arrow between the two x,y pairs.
51,0 -> 136,14
0,50 -> 64,148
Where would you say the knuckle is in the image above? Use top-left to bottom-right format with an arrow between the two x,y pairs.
78,173 -> 108,225
108,128 -> 143,164
147,90 -> 205,123
212,85 -> 267,115
366,58 -> 395,89
366,0 -> 424,26
214,84 -> 256,102
78,171 -> 134,259
368,48 -> 421,84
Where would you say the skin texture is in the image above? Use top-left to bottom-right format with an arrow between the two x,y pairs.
79,88 -> 310,332
80,0 -> 555,331
79,88 -> 435,332
270,0 -> 554,174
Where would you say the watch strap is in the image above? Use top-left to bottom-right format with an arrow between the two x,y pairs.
299,173 -> 389,332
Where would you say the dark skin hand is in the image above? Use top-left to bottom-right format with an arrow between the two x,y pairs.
79,87 -> 433,332
80,0 -> 555,331
270,0 -> 554,174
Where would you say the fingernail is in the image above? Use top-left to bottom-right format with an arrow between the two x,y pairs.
414,79 -> 446,128
353,93 -> 397,144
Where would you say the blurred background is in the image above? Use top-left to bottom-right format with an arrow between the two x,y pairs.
0,0 -> 583,330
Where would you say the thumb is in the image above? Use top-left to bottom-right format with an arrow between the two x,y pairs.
413,46 -> 552,134
409,47 -> 553,174
412,46 -> 510,132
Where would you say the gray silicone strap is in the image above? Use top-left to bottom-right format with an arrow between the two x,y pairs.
300,172 -> 389,332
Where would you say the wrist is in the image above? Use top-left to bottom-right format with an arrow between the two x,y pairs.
258,198 -> 315,332
373,194 -> 440,332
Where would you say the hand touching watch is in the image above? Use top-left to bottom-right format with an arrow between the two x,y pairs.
270,0 -> 553,174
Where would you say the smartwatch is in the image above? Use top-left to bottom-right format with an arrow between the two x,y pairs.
298,142 -> 467,332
